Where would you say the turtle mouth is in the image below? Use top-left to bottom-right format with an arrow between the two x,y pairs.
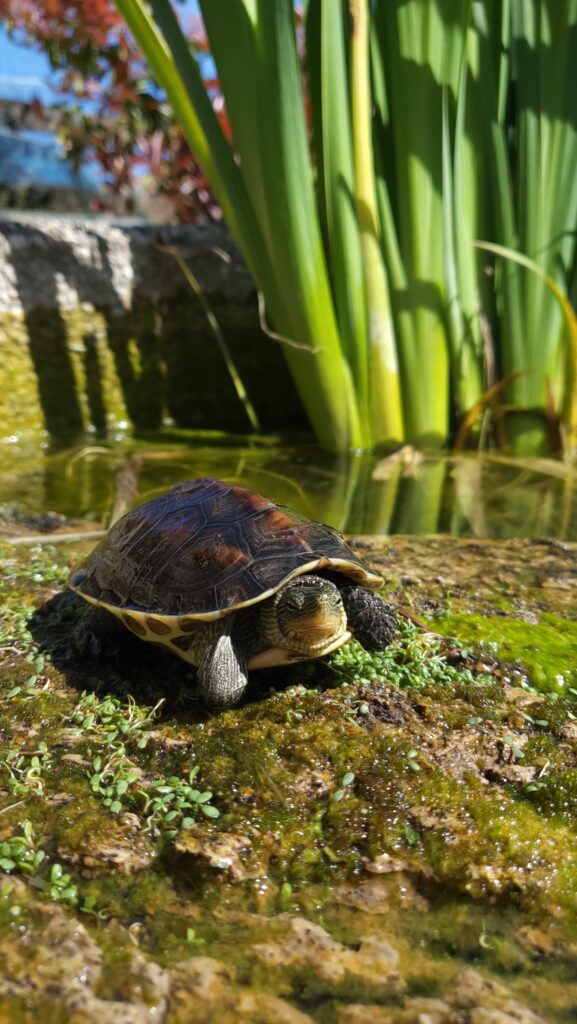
248,629 -> 351,669
283,611 -> 346,652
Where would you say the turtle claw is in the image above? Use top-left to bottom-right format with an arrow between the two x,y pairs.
339,585 -> 397,651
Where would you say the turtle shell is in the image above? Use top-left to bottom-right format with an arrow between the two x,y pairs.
69,477 -> 382,621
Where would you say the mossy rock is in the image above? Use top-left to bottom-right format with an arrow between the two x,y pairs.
1,534 -> 577,1022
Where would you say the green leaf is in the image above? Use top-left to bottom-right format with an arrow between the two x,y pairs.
200,804 -> 220,819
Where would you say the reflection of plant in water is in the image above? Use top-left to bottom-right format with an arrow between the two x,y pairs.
380,452 -> 577,540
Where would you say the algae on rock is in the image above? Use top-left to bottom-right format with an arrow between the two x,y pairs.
1,534 -> 577,1022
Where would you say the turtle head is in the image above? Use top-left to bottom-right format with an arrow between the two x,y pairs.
262,574 -> 349,657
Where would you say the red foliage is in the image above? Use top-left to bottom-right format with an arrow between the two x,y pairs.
1,0 -> 222,220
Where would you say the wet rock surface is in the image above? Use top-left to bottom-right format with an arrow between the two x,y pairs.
0,219 -> 308,440
252,916 -> 402,993
2,535 -> 577,1021
0,898 -> 558,1024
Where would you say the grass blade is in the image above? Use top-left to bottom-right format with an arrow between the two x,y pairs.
350,0 -> 404,445
308,1 -> 370,423
475,240 -> 577,450
158,244 -> 261,432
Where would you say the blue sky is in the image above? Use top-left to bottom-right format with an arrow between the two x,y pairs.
0,4 -> 202,191
0,1 -> 202,106
0,25 -> 59,105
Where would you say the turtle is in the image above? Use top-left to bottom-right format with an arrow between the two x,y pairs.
68,477 -> 397,709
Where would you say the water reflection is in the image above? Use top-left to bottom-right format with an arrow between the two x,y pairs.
1,432 -> 576,540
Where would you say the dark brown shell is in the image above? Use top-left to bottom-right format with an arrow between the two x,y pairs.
69,478 -> 382,619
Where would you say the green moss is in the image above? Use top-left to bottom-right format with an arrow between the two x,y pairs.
0,295 -> 307,444
525,768 -> 577,817
3,540 -> 577,1021
0,314 -> 46,440
432,611 -> 577,694
0,309 -> 128,440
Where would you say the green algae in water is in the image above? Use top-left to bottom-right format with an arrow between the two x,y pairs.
433,612 -> 577,695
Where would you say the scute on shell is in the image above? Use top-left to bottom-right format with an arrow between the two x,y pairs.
69,478 -> 382,619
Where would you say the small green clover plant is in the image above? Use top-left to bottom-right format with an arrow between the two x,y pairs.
0,821 -> 78,907
332,771 -> 355,802
139,766 -> 220,838
89,749 -> 142,813
0,743 -> 51,796
68,692 -> 163,748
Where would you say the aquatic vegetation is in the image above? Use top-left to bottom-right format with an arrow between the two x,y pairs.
111,0 -> 577,455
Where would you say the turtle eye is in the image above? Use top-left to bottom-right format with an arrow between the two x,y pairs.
284,591 -> 305,611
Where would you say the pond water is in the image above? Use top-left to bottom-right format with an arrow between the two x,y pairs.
2,429 -> 577,539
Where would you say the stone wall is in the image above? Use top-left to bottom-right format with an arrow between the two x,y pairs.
0,216 -> 306,442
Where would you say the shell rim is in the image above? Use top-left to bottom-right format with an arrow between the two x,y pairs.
69,556 -> 383,622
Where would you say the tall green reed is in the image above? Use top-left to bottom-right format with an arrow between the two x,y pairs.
113,0 -> 577,455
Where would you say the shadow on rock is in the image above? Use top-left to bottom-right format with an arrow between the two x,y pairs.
28,591 -> 302,720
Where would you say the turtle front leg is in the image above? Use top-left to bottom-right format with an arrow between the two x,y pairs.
197,619 -> 248,710
340,585 -> 397,651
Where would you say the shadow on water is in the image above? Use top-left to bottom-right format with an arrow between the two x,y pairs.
2,432 -> 577,541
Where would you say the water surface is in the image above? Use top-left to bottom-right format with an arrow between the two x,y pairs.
2,430 -> 576,538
